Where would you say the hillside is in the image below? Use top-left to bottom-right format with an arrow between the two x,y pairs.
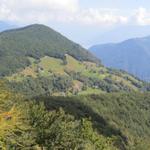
5,54 -> 147,97
0,24 -> 99,76
1,24 -> 150,149
89,36 -> 150,81
1,81 -> 150,149
0,24 -> 147,97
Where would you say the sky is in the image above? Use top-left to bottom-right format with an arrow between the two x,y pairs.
0,0 -> 150,47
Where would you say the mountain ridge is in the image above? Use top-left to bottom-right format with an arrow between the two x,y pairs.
0,24 -> 148,96
0,24 -> 100,76
89,35 -> 150,81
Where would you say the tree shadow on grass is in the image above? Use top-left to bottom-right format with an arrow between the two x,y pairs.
34,95 -> 128,150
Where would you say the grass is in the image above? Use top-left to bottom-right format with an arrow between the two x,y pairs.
72,80 -> 83,92
39,56 -> 65,75
5,55 -> 116,82
5,54 -> 142,93
65,55 -> 85,72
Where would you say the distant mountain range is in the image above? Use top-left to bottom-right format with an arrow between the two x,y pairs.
89,36 -> 150,81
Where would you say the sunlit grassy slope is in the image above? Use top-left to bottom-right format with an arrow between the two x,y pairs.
6,54 -> 143,95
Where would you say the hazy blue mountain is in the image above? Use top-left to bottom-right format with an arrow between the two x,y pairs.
90,36 -> 150,81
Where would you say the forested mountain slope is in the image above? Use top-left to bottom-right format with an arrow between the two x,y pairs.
1,81 -> 150,149
0,24 -> 99,76
5,54 -> 147,97
0,24 -> 147,96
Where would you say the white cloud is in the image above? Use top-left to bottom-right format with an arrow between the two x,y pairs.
0,0 -> 79,23
134,7 -> 150,25
0,0 -> 135,26
74,8 -> 128,26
